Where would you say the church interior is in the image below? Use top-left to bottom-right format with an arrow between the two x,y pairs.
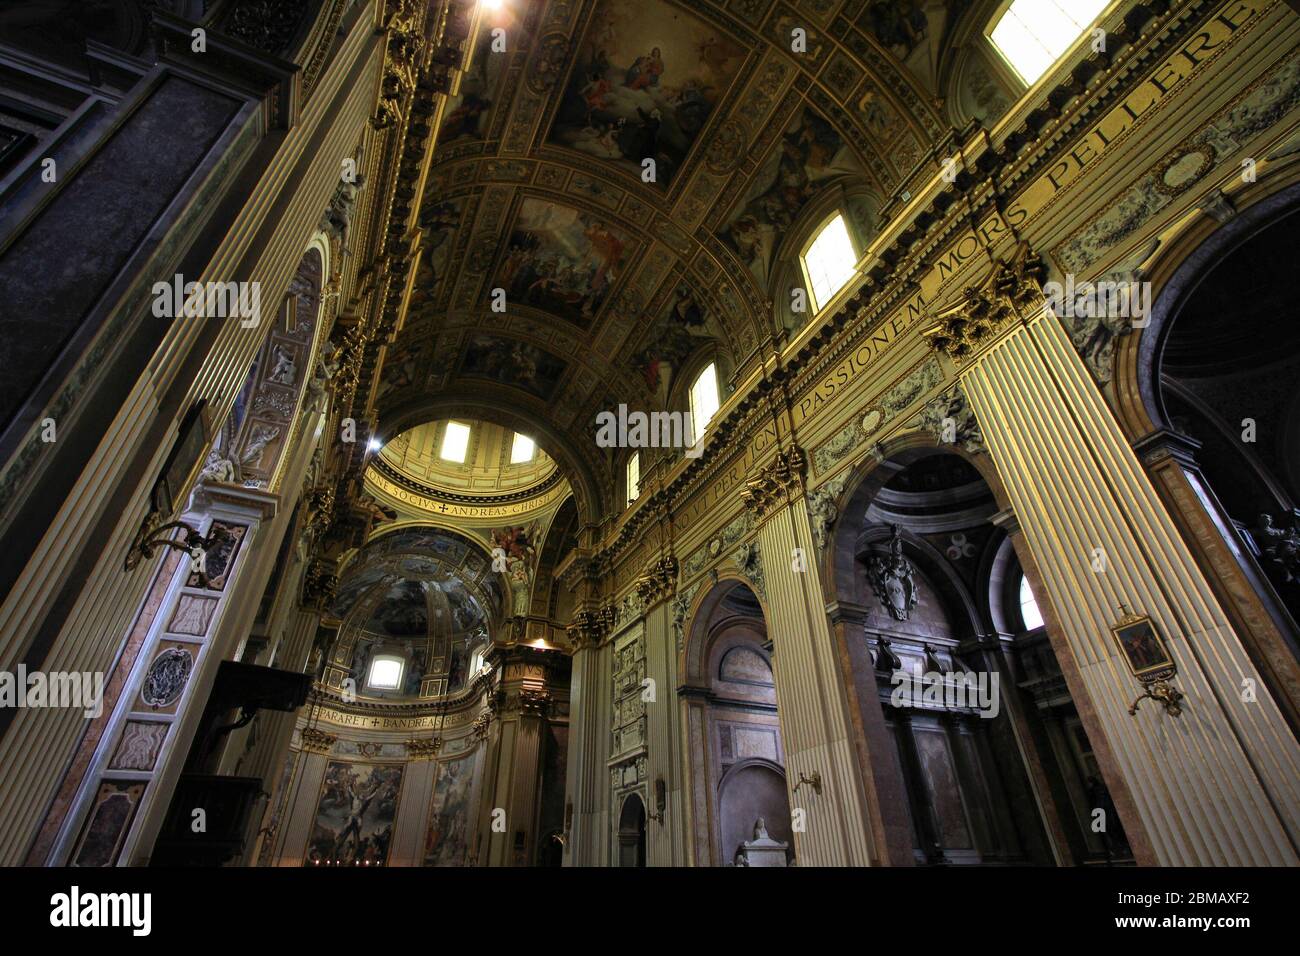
0,0 -> 1298,873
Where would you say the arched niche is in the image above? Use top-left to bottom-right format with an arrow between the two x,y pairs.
679,577 -> 789,866
532,496 -> 579,622
717,759 -> 790,867
616,792 -> 646,868
819,441 -> 1100,865
1113,176 -> 1300,728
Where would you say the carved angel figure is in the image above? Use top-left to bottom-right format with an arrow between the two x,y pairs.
1258,514 -> 1300,583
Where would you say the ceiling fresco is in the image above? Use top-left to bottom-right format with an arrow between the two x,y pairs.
377,0 -> 950,518
331,526 -> 505,629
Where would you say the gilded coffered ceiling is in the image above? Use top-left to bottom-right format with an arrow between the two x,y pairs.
377,0 -> 961,519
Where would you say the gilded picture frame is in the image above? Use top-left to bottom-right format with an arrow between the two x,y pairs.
1111,614 -> 1174,680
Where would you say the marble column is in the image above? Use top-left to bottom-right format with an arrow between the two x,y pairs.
480,644 -> 562,866
744,463 -> 879,865
939,245 -> 1300,864
563,629 -> 612,866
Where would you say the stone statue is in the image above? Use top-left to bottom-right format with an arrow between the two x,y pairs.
866,525 -> 918,621
733,816 -> 789,867
912,387 -> 984,454
240,424 -> 281,470
199,449 -> 240,484
321,171 -> 365,241
808,476 -> 847,552
268,344 -> 297,385
1257,513 -> 1300,583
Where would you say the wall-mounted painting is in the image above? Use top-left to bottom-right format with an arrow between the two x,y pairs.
720,107 -> 860,287
460,333 -> 567,401
548,0 -> 747,188
304,761 -> 404,866
424,747 -> 482,866
496,198 -> 630,325
1112,615 -> 1175,679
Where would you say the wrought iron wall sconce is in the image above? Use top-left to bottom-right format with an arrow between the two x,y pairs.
793,770 -> 822,796
649,777 -> 667,825
1128,680 -> 1184,717
1112,606 -> 1185,718
124,515 -> 227,589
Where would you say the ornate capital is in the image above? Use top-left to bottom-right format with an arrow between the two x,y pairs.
566,607 -> 608,650
635,554 -> 678,605
300,727 -> 337,754
406,737 -> 443,760
300,558 -> 338,611
740,446 -> 807,517
923,242 -> 1047,363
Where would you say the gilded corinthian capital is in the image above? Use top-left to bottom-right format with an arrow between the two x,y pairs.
923,242 -> 1047,363
740,446 -> 808,517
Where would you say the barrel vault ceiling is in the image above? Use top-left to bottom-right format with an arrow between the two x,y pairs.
377,0 -> 954,518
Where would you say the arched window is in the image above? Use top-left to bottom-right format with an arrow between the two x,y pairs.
367,654 -> 404,690
689,362 -> 720,443
1019,574 -> 1045,631
626,452 -> 640,507
511,432 -> 535,463
440,420 -> 471,462
988,0 -> 1110,86
801,213 -> 857,312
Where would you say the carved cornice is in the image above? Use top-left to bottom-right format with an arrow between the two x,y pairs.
922,242 -> 1047,364
740,446 -> 807,517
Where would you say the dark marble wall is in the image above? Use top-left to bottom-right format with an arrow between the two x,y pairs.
0,76 -> 239,430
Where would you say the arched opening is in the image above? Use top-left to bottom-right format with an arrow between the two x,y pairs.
616,792 -> 646,868
681,579 -> 792,866
827,445 -> 1113,865
1148,208 -> 1300,623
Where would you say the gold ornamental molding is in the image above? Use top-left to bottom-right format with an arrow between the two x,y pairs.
740,446 -> 808,517
922,241 -> 1047,365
